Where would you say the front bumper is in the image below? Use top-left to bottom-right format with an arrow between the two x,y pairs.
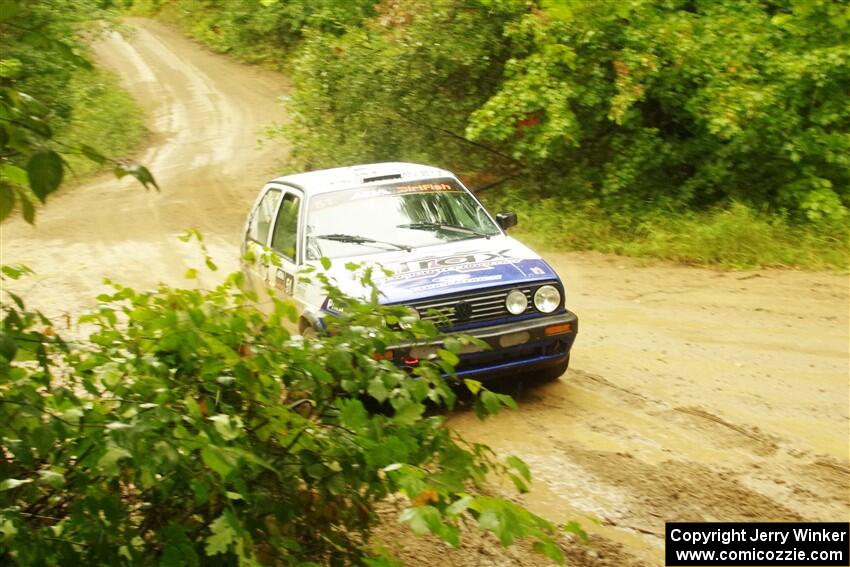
398,310 -> 578,380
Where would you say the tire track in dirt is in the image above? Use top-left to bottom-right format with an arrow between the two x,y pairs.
450,254 -> 848,565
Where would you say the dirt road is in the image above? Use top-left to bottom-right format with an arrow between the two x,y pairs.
1,19 -> 848,567
1,19 -> 290,318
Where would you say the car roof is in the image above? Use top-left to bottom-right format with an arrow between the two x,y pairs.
267,162 -> 457,196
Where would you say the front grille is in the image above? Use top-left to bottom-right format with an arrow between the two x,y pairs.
405,283 -> 553,327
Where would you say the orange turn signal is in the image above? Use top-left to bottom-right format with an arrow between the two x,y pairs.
372,350 -> 394,361
545,323 -> 573,336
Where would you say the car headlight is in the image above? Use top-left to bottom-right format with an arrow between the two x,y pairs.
505,289 -> 528,315
399,307 -> 420,329
533,285 -> 561,313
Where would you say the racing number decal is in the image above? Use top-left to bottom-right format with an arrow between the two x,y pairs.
275,269 -> 295,295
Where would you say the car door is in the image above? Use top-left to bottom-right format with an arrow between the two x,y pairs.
266,188 -> 304,308
243,186 -> 283,298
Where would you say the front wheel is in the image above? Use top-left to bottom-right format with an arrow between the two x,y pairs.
300,325 -> 319,339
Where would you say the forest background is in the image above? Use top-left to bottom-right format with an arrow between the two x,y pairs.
4,0 -> 848,267
130,0 -> 850,269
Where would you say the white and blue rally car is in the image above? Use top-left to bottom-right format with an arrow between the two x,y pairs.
241,162 -> 578,381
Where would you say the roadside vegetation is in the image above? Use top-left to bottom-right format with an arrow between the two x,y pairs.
58,67 -> 146,181
135,0 -> 850,269
1,255 -> 573,565
484,191 -> 849,269
0,0 -> 152,224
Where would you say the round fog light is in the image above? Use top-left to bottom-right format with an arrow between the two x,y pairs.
505,289 -> 528,315
533,285 -> 560,313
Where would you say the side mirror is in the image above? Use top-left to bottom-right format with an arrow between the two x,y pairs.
495,211 -> 518,231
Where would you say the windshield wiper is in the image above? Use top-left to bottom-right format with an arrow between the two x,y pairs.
397,222 -> 492,239
313,233 -> 412,252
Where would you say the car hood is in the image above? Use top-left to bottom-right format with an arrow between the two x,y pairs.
317,236 -> 560,304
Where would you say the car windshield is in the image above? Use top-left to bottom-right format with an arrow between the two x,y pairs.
305,178 -> 500,260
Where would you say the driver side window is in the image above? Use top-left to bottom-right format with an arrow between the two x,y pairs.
271,192 -> 301,261
248,189 -> 282,245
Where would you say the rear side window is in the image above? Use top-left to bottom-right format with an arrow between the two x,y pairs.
271,193 -> 301,261
248,189 -> 282,245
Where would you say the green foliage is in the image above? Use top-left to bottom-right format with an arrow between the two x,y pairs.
0,260 -> 567,565
0,0 -> 156,224
141,0 -> 849,264
284,0 -> 525,177
466,0 -> 850,221
131,0 -> 378,67
279,0 -> 849,221
484,189 -> 850,269
57,66 -> 146,179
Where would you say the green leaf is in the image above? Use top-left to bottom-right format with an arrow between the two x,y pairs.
339,399 -> 368,431
463,378 -> 482,395
210,414 -> 243,441
498,393 -> 518,410
79,144 -> 107,165
0,331 -> 18,362
27,150 -> 63,202
506,455 -> 531,482
446,495 -> 472,516
36,469 -> 65,488
532,539 -> 565,564
367,377 -> 389,402
0,184 -> 14,221
392,401 -> 424,426
399,506 -> 441,536
320,256 -> 332,270
0,478 -> 33,491
97,445 -> 131,476
114,163 -> 159,190
201,446 -> 234,478
437,349 -> 459,366
0,518 -> 17,541
508,473 -> 529,493
563,520 -> 589,542
18,190 -> 34,224
0,164 -> 27,186
480,390 -> 502,415
205,513 -> 236,556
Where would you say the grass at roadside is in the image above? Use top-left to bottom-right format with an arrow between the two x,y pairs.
58,65 -> 146,181
481,193 -> 849,270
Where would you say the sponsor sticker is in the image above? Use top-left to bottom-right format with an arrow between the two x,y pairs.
275,269 -> 295,295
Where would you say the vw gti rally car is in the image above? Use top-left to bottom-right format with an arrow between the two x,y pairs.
241,162 -> 578,381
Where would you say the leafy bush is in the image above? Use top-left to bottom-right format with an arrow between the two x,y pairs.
0,0 -> 156,224
57,66 -> 146,179
282,0 -> 849,220
137,0 -> 849,265
130,0 -> 379,66
0,258 -> 570,565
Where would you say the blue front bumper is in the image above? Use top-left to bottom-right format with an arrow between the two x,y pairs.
400,310 -> 578,380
